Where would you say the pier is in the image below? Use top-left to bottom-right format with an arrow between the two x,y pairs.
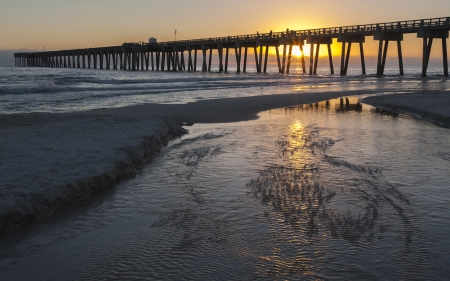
14,17 -> 449,77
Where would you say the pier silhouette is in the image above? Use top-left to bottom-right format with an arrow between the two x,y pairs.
15,17 -> 449,77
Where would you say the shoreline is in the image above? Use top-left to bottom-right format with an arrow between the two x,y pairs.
1,89 -> 448,233
79,90 -> 375,123
0,114 -> 186,233
361,90 -> 450,128
2,90 -> 371,233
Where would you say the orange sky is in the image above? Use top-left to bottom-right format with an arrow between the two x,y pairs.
1,0 -> 448,59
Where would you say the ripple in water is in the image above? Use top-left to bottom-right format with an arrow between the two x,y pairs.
0,98 -> 449,280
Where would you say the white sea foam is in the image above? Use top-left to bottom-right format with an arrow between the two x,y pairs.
1,65 -> 450,114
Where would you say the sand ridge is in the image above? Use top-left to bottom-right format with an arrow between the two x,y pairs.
362,90 -> 450,127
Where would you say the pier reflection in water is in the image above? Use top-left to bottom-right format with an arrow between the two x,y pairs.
1,98 -> 449,280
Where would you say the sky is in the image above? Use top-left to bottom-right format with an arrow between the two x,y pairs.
1,0 -> 449,59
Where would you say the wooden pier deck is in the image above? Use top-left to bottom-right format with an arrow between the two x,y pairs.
14,17 -> 450,77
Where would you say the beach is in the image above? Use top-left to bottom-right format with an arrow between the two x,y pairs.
1,63 -> 450,279
1,90 -> 366,232
1,89 -> 449,233
0,113 -> 186,232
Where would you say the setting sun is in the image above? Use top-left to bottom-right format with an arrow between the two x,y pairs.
271,42 -> 342,59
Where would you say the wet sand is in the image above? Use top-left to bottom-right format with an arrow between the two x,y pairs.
81,90 -> 371,123
362,90 -> 450,127
3,89 -> 448,232
2,91 -> 369,232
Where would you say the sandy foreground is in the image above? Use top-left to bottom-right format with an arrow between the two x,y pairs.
1,89 -> 447,232
0,114 -> 187,233
362,90 -> 450,127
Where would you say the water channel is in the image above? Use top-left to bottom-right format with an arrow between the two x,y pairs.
1,97 -> 449,280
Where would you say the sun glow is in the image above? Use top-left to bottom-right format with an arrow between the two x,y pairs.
270,43 -> 342,58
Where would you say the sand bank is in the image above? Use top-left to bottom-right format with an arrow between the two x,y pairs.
0,114 -> 186,233
362,91 -> 450,128
84,90 -> 371,123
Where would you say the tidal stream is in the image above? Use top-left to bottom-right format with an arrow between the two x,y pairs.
1,97 -> 449,280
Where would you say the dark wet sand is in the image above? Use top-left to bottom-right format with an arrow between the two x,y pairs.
0,91 -> 370,130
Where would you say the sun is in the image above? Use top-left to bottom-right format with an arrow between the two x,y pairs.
276,45 -> 309,57
291,47 -> 303,57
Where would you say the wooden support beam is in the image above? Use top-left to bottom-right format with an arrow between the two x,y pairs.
171,52 -> 175,71
344,42 -> 352,75
313,44 -> 320,75
359,42 -> 366,75
127,53 -> 131,70
112,53 -> 115,69
194,50 -> 197,71
235,47 -> 241,73
380,40 -> 389,75
340,42 -> 346,75
170,52 -> 176,71
181,52 -> 185,70
218,48 -> 223,72
156,52 -> 160,71
150,52 -> 153,71
309,44 -> 314,75
243,47 -> 248,72
202,49 -> 207,71
160,52 -> 164,71
281,45 -> 287,73
376,40 -> 383,75
163,52 -> 173,71
300,44 -> 306,73
172,52 -> 176,71
259,45 -> 263,73
264,46 -> 269,73
224,48 -> 229,72
172,52 -> 175,71
427,38 -> 434,67
253,47 -> 259,72
328,44 -> 334,75
422,38 -> 431,77
275,46 -> 282,73
208,49 -> 212,72
188,50 -> 192,71
443,38 -> 449,77
286,45 -> 293,74
397,41 -> 404,75
168,52 -> 172,71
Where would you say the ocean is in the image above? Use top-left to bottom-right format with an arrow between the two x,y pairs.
1,64 -> 450,280
0,64 -> 449,114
